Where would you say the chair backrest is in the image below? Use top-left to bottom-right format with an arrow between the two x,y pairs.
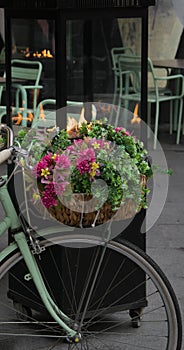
117,54 -> 155,93
32,99 -> 56,128
11,59 -> 43,86
111,47 -> 134,72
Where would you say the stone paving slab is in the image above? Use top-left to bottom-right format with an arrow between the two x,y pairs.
147,135 -> 184,349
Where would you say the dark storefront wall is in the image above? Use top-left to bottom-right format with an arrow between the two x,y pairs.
10,18 -> 123,101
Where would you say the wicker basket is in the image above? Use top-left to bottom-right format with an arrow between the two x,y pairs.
48,195 -> 138,228
32,176 -> 146,228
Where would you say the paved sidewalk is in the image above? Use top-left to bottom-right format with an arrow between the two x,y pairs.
147,129 -> 184,348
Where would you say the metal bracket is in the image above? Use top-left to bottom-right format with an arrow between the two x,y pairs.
24,273 -> 32,281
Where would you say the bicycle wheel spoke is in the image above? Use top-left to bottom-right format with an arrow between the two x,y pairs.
0,235 -> 181,349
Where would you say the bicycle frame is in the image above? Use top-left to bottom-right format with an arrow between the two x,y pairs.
0,124 -> 132,342
0,176 -> 77,339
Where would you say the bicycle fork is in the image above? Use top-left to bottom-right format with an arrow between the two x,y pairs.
13,231 -> 80,342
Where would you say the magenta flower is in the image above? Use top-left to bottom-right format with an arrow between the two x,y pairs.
75,148 -> 96,175
77,159 -> 91,174
115,127 -> 130,136
115,127 -> 123,132
41,183 -> 57,208
33,153 -> 53,178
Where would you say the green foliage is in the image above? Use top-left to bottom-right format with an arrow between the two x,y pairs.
79,121 -> 152,179
44,129 -> 72,154
15,121 -> 170,213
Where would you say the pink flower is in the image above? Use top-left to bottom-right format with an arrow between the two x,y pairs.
115,127 -> 130,136
67,139 -> 83,152
33,154 -> 53,178
54,182 -> 68,196
77,148 -> 96,164
77,159 -> 91,174
41,183 -> 57,208
115,127 -> 123,132
76,148 -> 96,175
55,154 -> 71,169
124,130 -> 131,136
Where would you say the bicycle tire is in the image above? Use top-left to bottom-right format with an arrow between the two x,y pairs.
0,233 -> 182,349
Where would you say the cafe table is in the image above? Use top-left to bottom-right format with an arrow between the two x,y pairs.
153,59 -> 184,136
153,59 -> 184,72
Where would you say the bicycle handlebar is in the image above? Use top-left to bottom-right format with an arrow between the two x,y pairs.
0,148 -> 13,164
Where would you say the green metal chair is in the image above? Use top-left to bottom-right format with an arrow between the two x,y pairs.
111,47 -> 134,108
176,107 -> 184,144
11,59 -> 43,126
31,99 -> 56,128
117,55 -> 184,149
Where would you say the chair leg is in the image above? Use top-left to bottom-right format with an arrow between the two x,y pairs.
115,100 -> 121,127
147,102 -> 151,138
173,99 -> 179,132
169,100 -> 173,135
21,100 -> 28,127
153,101 -> 159,150
176,98 -> 183,144
110,76 -> 119,124
112,75 -> 118,107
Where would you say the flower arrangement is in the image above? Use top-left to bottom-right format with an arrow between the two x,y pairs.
17,121 -> 153,227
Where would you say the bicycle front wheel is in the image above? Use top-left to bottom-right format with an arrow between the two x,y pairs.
0,234 -> 182,350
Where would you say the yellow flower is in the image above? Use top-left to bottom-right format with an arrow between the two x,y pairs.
19,159 -> 25,167
52,153 -> 57,159
41,167 -> 50,178
87,122 -> 93,131
89,162 -> 99,177
93,142 -> 100,149
32,192 -> 40,201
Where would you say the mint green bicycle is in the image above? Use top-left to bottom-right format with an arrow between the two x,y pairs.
0,125 -> 182,349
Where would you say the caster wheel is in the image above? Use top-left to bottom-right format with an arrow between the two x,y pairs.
129,309 -> 142,328
131,316 -> 141,328
13,302 -> 32,321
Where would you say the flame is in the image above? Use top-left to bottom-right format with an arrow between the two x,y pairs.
27,112 -> 34,123
39,103 -> 45,120
25,48 -> 53,58
25,49 -> 54,59
131,103 -> 141,125
12,111 -> 34,125
78,107 -> 87,127
67,107 -> 87,137
33,51 -> 42,58
67,116 -> 78,133
12,113 -> 23,125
